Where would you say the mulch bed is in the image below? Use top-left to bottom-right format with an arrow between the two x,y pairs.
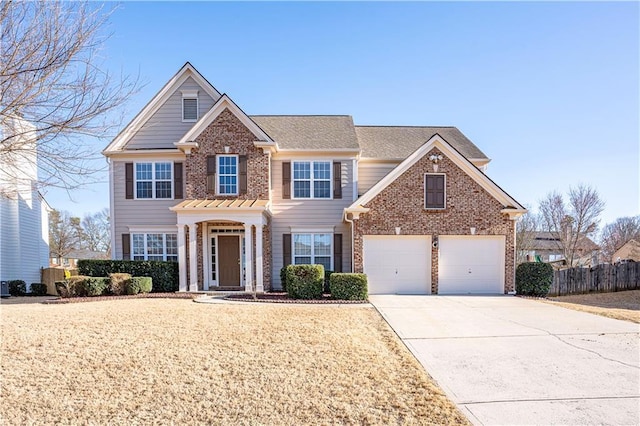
41,293 -> 198,304
225,292 -> 369,304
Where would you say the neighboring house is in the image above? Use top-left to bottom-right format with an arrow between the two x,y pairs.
525,231 -> 599,266
612,239 -> 640,263
103,63 -> 526,295
50,249 -> 109,269
0,116 -> 51,290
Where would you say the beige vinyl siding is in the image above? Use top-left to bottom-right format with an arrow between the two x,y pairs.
357,161 -> 399,196
127,77 -> 218,150
270,159 -> 354,289
112,161 -> 180,258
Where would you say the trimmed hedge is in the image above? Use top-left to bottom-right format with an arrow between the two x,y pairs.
279,266 -> 288,292
78,259 -> 178,292
516,262 -> 554,297
127,277 -> 152,295
30,283 -> 47,296
284,264 -> 324,300
109,273 -> 131,296
8,280 -> 27,296
329,273 -> 368,301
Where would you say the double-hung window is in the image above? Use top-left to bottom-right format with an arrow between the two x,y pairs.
293,233 -> 332,271
217,155 -> 238,195
135,162 -> 173,199
132,233 -> 178,261
292,161 -> 331,199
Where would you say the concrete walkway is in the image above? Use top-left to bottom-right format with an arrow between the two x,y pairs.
369,295 -> 640,426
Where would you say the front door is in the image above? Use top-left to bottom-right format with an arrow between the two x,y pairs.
218,235 -> 241,286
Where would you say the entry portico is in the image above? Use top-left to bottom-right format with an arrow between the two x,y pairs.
171,199 -> 270,293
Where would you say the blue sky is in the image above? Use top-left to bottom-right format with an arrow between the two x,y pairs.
45,1 -> 639,228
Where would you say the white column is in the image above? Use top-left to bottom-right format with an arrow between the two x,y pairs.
244,224 -> 253,292
255,224 -> 264,293
177,224 -> 187,292
188,223 -> 198,292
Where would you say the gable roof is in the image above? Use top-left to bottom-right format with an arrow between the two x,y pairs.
529,231 -> 599,251
250,115 -> 360,151
175,94 -> 275,148
103,62 -> 222,154
347,133 -> 525,214
355,126 -> 488,160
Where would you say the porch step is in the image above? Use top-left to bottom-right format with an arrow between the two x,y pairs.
215,286 -> 245,292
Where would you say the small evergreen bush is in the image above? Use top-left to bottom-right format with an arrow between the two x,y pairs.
516,262 -> 554,297
85,277 -> 109,296
284,264 -> 324,299
109,273 -> 131,296
279,266 -> 288,292
30,283 -> 47,296
127,277 -> 152,295
8,280 -> 27,296
329,273 -> 368,301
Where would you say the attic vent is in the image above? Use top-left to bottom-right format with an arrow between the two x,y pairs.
183,98 -> 198,121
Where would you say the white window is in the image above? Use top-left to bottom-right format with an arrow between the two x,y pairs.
135,162 -> 173,199
293,233 -> 332,271
132,233 -> 178,261
292,161 -> 331,199
217,155 -> 238,195
181,90 -> 199,122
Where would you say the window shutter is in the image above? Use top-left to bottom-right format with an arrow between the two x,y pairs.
207,156 -> 216,193
125,163 -> 133,199
333,161 -> 342,199
425,175 -> 445,208
122,234 -> 131,260
283,234 -> 291,266
282,162 -> 291,199
333,233 -> 342,272
239,155 -> 247,195
174,162 -> 183,199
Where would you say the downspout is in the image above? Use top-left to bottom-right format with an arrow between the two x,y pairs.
344,211 -> 355,273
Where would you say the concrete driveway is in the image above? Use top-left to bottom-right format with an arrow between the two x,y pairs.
369,295 -> 640,426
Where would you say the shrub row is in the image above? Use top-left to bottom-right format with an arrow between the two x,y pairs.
77,260 -> 178,292
6,280 -> 47,296
280,265 -> 368,300
516,262 -> 553,297
55,274 -> 153,298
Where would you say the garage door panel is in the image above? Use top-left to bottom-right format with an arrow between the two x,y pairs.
363,236 -> 431,295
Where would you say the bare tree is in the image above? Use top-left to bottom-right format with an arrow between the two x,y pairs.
600,216 -> 640,261
49,209 -> 82,263
81,208 -> 110,254
515,208 -> 539,265
0,1 -> 139,194
539,184 -> 605,267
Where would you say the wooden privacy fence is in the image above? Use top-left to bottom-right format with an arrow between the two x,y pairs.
41,268 -> 78,295
549,262 -> 640,296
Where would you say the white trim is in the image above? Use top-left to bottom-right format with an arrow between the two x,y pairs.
103,62 -> 221,154
216,154 -> 239,196
181,96 -> 199,123
290,227 -> 335,233
352,159 -> 358,202
424,173 -> 446,210
181,90 -> 199,98
105,150 -> 184,160
348,134 -> 526,213
130,232 -> 178,262
128,225 -> 178,233
108,159 -> 116,259
291,160 -> 333,200
133,161 -> 174,200
291,232 -> 334,271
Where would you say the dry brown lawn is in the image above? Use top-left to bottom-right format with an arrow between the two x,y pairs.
545,290 -> 640,323
0,299 -> 469,425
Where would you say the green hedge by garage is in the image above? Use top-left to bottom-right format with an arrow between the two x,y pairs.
516,262 -> 554,297
329,273 -> 368,301
284,264 -> 324,300
77,259 -> 178,292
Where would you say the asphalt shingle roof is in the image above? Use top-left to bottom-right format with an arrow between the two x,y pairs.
250,115 -> 360,150
355,126 -> 488,160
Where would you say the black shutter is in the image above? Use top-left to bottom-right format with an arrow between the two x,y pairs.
122,234 -> 131,260
239,155 -> 247,195
207,156 -> 216,193
283,234 -> 291,266
125,163 -> 133,199
333,234 -> 342,272
333,161 -> 342,199
425,174 -> 445,209
282,162 -> 291,199
174,162 -> 183,199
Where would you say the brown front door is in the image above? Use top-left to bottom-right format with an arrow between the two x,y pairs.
218,235 -> 241,286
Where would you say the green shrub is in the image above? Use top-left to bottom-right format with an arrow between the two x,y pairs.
55,281 -> 71,298
30,283 -> 47,296
8,280 -> 27,296
516,262 -> 554,297
285,264 -> 324,300
66,275 -> 92,297
279,266 -> 288,292
127,277 -> 153,295
323,270 -> 334,294
109,273 -> 131,296
85,277 -> 109,296
329,273 -> 368,301
78,260 -> 178,292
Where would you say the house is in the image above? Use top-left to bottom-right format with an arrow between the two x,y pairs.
103,63 -> 526,295
612,239 -> 640,263
49,249 -> 109,269
525,231 -> 599,266
0,116 -> 51,290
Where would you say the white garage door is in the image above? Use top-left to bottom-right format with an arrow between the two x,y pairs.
438,236 -> 505,294
363,235 -> 431,294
